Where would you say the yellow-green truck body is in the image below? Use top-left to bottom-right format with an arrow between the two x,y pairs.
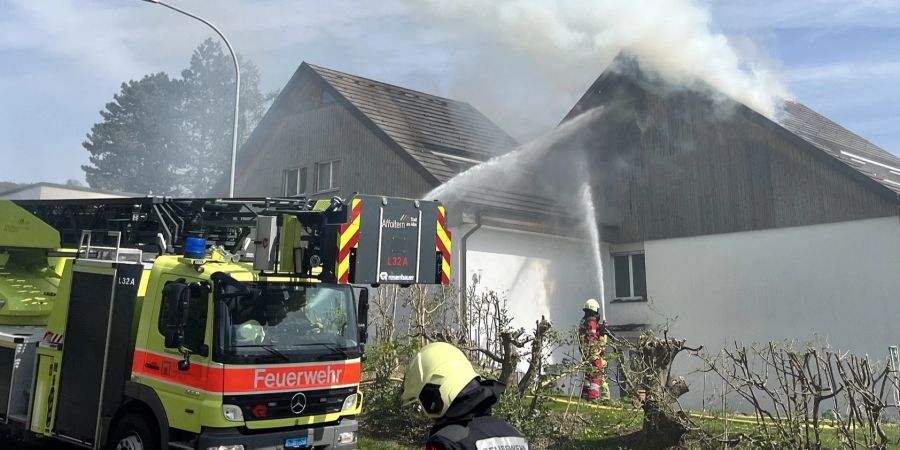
0,196 -> 451,450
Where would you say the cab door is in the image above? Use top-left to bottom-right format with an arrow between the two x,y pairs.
137,273 -> 215,433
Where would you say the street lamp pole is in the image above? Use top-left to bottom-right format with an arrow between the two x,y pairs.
142,0 -> 241,198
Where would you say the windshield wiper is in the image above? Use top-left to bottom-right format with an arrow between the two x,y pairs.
290,342 -> 352,360
235,344 -> 290,362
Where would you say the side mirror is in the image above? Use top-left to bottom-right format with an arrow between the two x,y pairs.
357,288 -> 369,356
162,281 -> 191,349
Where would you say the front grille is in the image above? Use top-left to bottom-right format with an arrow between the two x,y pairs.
224,387 -> 356,421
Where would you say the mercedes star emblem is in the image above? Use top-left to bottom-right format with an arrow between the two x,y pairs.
290,392 -> 307,414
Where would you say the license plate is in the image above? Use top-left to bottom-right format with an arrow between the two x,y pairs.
285,437 -> 309,448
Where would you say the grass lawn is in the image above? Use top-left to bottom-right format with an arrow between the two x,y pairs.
358,398 -> 642,449
693,413 -> 900,449
359,397 -> 900,449
358,436 -> 417,450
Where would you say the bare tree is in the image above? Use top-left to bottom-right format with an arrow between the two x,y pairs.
608,328 -> 702,447
701,341 -> 900,450
833,353 -> 897,450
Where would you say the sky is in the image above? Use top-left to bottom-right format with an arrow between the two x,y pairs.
1,0 -> 899,184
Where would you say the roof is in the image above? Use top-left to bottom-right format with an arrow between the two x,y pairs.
231,62 -> 567,234
307,64 -> 519,183
778,101 -> 900,193
566,54 -> 900,200
558,57 -> 899,241
0,182 -> 141,198
443,183 -> 578,235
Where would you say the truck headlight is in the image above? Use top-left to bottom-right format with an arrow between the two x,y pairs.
207,446 -> 244,450
336,431 -> 357,445
341,393 -> 359,411
222,404 -> 244,422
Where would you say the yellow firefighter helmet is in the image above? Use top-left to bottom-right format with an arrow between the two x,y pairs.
401,342 -> 479,419
584,298 -> 600,313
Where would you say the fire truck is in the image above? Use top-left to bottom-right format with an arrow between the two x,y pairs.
0,194 -> 452,450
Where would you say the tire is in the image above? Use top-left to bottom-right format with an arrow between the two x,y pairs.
107,413 -> 161,450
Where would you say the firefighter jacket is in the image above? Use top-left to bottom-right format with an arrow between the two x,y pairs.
426,379 -> 529,450
578,313 -> 608,360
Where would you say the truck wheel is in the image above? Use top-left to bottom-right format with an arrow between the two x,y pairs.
108,413 -> 160,450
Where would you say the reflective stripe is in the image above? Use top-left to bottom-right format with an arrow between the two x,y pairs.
475,436 -> 529,450
435,206 -> 451,284
131,349 -> 361,394
337,199 -> 362,283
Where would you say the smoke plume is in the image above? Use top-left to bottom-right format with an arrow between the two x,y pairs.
413,0 -> 790,125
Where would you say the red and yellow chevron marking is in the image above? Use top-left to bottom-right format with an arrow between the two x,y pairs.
337,198 -> 362,284
436,206 -> 452,284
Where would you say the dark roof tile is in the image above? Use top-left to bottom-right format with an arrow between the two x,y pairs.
309,64 -> 518,183
779,101 -> 900,193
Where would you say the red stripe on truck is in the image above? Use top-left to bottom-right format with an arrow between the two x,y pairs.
131,349 -> 362,394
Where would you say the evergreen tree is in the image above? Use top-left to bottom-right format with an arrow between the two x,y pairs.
82,73 -> 187,195
180,38 -> 267,195
82,38 -> 268,196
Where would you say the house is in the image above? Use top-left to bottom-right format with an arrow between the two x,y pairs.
0,182 -> 139,200
562,56 -> 900,405
235,58 -> 900,407
234,62 -> 518,199
234,63 -> 596,326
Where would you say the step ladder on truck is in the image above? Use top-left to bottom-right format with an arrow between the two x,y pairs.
0,195 -> 452,450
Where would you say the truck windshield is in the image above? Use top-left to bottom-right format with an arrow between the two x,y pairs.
212,273 -> 359,363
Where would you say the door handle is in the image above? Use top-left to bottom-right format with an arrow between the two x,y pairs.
145,363 -> 160,371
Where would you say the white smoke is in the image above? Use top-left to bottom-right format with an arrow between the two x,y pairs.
414,0 -> 791,119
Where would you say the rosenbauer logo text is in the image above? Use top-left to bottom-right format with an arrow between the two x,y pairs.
253,367 -> 344,389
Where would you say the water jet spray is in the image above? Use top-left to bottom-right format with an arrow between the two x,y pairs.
580,182 -> 606,322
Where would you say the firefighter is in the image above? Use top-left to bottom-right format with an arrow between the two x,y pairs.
579,298 -> 610,401
401,342 -> 529,450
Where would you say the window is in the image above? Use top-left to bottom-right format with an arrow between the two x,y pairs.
316,160 -> 341,192
158,281 -> 209,353
282,167 -> 307,196
613,253 -> 647,300
215,280 -> 360,364
183,293 -> 209,352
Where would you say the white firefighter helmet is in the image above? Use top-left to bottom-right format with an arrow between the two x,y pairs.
584,298 -> 600,313
401,342 -> 479,419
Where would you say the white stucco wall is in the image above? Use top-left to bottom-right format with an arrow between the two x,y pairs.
643,216 -> 900,356
632,216 -> 900,409
454,217 -> 900,408
453,226 -> 602,334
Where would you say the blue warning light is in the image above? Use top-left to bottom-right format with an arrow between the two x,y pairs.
184,237 -> 207,259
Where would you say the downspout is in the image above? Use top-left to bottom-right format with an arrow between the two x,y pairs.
458,209 -> 482,324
